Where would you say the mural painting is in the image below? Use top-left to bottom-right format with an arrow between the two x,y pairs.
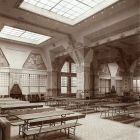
23,53 -> 46,70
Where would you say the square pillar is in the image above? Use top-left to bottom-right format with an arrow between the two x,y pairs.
76,64 -> 92,99
47,71 -> 58,97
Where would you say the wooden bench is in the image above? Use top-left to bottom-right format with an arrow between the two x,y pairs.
9,107 -> 55,135
23,119 -> 81,140
126,105 -> 140,125
126,105 -> 140,111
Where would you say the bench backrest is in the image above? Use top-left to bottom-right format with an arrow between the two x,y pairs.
38,116 -> 79,136
126,105 -> 140,110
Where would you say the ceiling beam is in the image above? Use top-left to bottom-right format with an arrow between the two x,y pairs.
0,13 -> 70,36
90,27 -> 140,48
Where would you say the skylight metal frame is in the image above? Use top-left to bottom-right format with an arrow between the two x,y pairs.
0,26 -> 51,45
19,0 -> 119,25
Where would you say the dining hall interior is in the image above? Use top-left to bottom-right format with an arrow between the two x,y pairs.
0,0 -> 140,140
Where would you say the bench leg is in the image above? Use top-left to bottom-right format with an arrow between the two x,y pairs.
66,128 -> 70,137
67,127 -> 76,140
19,125 -> 24,136
33,135 -> 36,140
24,135 -> 28,140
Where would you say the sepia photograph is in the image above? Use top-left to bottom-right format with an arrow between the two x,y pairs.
0,0 -> 139,140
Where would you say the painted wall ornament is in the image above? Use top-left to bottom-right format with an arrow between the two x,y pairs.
23,53 -> 46,70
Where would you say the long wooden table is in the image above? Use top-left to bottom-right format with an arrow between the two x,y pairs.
0,98 -> 14,100
102,102 -> 137,109
126,105 -> 140,125
0,101 -> 29,105
0,103 -> 43,114
45,97 -> 78,106
17,110 -> 73,121
101,102 -> 138,118
16,110 -> 85,132
20,110 -> 85,139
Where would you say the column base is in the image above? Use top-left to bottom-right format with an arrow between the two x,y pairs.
47,89 -> 58,97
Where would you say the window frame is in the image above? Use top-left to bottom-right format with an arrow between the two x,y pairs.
60,61 -> 77,94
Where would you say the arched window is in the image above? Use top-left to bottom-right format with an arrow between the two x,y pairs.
60,61 -> 77,95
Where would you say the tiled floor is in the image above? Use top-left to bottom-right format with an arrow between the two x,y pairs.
11,113 -> 140,140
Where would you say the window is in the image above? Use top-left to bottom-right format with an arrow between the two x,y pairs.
60,61 -> 77,94
39,75 -> 47,92
20,73 -> 47,94
71,77 -> 77,93
71,63 -> 76,73
20,73 -> 30,95
0,72 -> 9,95
99,79 -> 111,93
116,80 -> 123,93
30,74 -> 39,93
133,79 -> 140,92
61,62 -> 69,73
61,76 -> 68,94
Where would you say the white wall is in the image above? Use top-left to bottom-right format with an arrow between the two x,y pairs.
0,41 -> 44,69
0,41 -> 48,95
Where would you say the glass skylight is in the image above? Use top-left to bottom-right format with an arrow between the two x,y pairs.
20,0 -> 119,25
0,26 -> 51,44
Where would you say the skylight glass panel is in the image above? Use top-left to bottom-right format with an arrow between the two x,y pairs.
1,26 -> 24,36
51,8 -> 59,13
40,0 -> 49,5
36,3 -> 45,8
65,4 -> 74,9
63,13 -> 71,18
94,0 -> 104,3
44,5 -> 51,10
78,0 -> 99,7
20,0 -> 119,25
54,4 -> 63,10
0,26 -> 51,45
69,0 -> 79,5
57,11 -> 65,16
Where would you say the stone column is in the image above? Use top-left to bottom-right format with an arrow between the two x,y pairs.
108,63 -> 118,93
93,73 -> 99,95
122,72 -> 133,92
129,72 -> 133,90
110,77 -> 116,92
76,64 -> 92,99
47,71 -> 58,97
111,77 -> 116,87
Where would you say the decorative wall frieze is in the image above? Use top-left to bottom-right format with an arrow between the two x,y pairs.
23,53 -> 47,70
